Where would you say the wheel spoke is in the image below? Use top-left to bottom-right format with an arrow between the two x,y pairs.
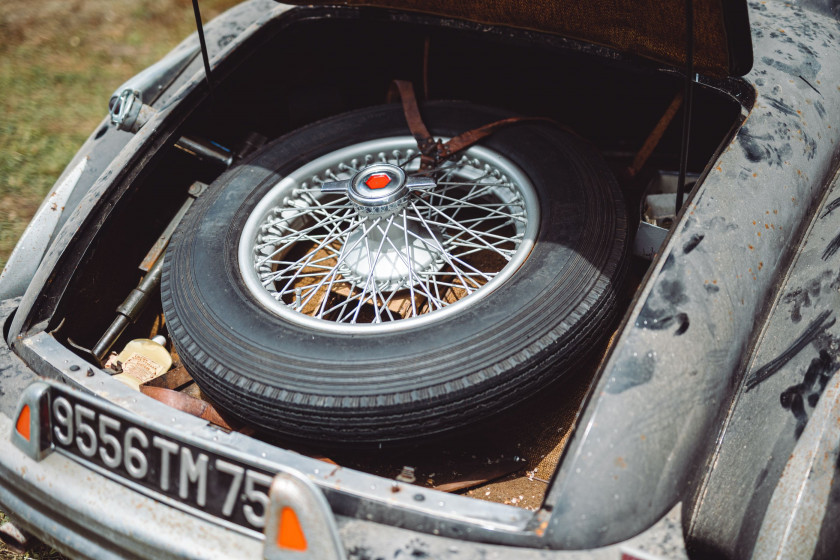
408,201 -> 490,285
412,198 -> 519,262
350,215 -> 393,323
296,217 -> 383,311
245,138 -> 534,327
272,213 -> 363,294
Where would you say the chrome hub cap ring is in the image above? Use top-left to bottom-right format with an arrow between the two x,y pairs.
347,163 -> 409,214
237,136 -> 539,334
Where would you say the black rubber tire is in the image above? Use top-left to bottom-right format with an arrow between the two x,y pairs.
161,101 -> 627,446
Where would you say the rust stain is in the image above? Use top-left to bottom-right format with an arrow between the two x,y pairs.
752,220 -> 757,225
615,457 -> 627,469
749,245 -> 754,250
758,232 -> 762,237
535,520 -> 550,537
759,262 -> 764,271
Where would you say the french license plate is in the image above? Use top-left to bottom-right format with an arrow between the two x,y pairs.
46,384 -> 275,536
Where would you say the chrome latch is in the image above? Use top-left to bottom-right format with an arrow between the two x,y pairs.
109,89 -> 156,133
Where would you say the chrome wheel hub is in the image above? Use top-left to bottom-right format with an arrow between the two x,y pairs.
237,136 -> 539,333
321,162 -> 436,216
322,163 -> 442,291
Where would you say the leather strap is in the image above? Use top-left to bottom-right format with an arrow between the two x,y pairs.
390,80 -> 551,169
390,80 -> 439,168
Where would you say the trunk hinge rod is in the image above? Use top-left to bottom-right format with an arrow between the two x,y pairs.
675,0 -> 695,213
192,0 -> 214,95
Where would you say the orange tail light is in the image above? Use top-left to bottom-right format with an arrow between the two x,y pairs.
277,506 -> 308,552
15,404 -> 31,442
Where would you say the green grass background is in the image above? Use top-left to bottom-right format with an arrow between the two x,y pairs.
0,0 -> 238,271
0,1 -> 237,556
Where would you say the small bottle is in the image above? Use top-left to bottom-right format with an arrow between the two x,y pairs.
113,335 -> 172,390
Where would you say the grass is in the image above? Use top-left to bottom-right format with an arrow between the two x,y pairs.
0,0 -> 239,271
0,2 -> 238,556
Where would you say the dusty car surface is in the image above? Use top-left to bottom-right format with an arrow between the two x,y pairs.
1,0 -> 840,558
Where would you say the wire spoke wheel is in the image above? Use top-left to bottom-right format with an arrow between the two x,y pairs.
238,138 -> 539,332
162,102 -> 627,445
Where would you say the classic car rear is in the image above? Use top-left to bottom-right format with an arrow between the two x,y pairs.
1,0 -> 840,558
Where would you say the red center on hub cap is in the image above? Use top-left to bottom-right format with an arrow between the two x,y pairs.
365,173 -> 391,189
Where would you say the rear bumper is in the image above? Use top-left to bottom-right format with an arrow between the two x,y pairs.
0,416 -> 687,560
0,412 -> 263,560
0,296 -> 687,560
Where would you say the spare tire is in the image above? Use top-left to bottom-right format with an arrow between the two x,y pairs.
161,101 -> 627,446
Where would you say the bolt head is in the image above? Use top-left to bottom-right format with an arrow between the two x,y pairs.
365,173 -> 392,189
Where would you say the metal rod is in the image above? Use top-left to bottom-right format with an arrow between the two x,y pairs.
423,36 -> 431,100
87,186 -> 206,365
90,257 -> 165,363
174,136 -> 233,167
192,0 -> 214,95
675,0 -> 695,213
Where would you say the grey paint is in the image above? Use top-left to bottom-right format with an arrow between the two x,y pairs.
545,0 -> 840,549
336,506 -> 687,560
264,472 -> 347,560
0,159 -> 86,300
752,367 -> 840,560
1,0 -> 840,556
13,332 -> 538,545
0,413 -> 265,560
0,298 -> 37,418
107,41 -> 199,108
685,164 -> 840,556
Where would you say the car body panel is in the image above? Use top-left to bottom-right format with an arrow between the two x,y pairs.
0,301 -> 688,559
686,167 -> 840,557
544,0 -> 840,548
2,0 -> 840,557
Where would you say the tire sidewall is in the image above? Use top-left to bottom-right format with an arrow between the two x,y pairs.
162,101 -> 625,437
